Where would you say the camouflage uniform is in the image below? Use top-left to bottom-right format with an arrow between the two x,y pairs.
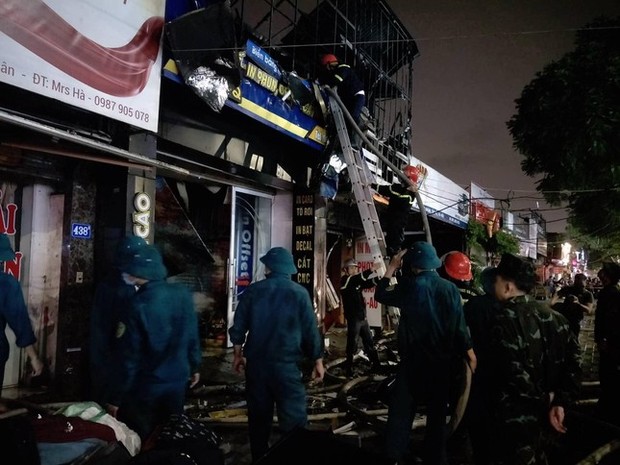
489,295 -> 581,465
594,282 -> 620,424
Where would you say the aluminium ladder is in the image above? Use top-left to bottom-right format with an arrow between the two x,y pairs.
328,97 -> 387,278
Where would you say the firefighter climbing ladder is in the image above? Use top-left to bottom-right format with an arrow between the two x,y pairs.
327,96 -> 387,277
324,88 -> 433,249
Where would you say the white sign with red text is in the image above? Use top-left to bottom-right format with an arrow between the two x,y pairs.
355,238 -> 382,328
0,0 -> 165,132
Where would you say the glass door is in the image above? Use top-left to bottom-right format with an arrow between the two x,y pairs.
226,187 -> 273,346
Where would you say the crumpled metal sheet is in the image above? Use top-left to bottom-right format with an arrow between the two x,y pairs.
186,66 -> 230,112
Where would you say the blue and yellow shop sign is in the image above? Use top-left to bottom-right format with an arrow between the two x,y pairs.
225,42 -> 327,150
164,39 -> 328,151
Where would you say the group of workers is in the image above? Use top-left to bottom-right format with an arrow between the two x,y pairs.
2,230 -> 620,465
90,237 -> 202,440
339,244 -> 583,465
0,55 -> 617,465
0,234 -> 202,445
0,235 -> 318,463
0,65 -> 611,465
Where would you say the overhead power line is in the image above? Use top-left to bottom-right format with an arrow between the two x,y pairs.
172,25 -> 620,52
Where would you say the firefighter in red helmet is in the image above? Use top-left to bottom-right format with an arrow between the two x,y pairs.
403,165 -> 420,185
439,251 -> 480,303
321,53 -> 339,67
319,53 -> 366,143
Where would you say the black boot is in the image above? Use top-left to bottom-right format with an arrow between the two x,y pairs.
345,354 -> 354,378
369,351 -> 381,373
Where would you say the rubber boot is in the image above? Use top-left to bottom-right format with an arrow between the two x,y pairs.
369,350 -> 381,373
345,354 -> 354,378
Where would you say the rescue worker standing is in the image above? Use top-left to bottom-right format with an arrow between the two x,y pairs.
439,251 -> 479,303
320,54 -> 365,126
90,235 -> 146,405
490,253 -> 581,465
462,267 -> 498,465
375,243 -> 476,465
340,258 -> 381,377
229,247 -> 324,462
0,234 -> 44,391
106,245 -> 202,440
594,262 -> 620,426
550,272 -> 593,338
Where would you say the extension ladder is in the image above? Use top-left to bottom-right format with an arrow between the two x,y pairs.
328,97 -> 387,277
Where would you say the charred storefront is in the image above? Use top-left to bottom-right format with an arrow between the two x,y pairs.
1,0 -> 456,401
0,0 -> 331,396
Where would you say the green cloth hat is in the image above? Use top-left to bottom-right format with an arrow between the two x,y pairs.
405,241 -> 442,270
115,235 -> 147,267
122,244 -> 167,281
260,247 -> 297,275
0,234 -> 16,261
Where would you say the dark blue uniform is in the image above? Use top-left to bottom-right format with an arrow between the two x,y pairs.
375,270 -> 471,465
90,274 -> 136,404
555,284 -> 593,337
323,62 -> 366,147
330,63 -> 365,124
90,235 -> 146,404
229,271 -> 322,460
377,184 -> 415,256
0,272 -> 36,389
463,292 -> 498,465
108,280 -> 201,439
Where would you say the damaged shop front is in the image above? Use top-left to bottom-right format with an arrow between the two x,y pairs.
160,1 -> 334,342
1,0 -> 334,400
0,0 -> 171,399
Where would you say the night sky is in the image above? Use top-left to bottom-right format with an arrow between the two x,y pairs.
387,0 -> 620,232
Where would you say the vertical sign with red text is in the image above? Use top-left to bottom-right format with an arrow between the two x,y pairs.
1,188 -> 22,280
355,238 -> 382,327
292,190 -> 314,297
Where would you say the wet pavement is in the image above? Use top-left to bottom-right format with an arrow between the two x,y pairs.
192,326 -> 395,465
2,310 -> 610,464
190,312 -> 607,465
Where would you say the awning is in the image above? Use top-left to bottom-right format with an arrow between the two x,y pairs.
0,108 -> 292,192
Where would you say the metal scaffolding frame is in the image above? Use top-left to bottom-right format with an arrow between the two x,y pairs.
230,0 -> 419,154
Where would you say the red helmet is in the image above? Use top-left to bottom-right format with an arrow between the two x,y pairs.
321,53 -> 339,66
403,165 -> 419,183
442,251 -> 473,281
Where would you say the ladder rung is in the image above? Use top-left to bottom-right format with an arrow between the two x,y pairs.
329,97 -> 387,261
